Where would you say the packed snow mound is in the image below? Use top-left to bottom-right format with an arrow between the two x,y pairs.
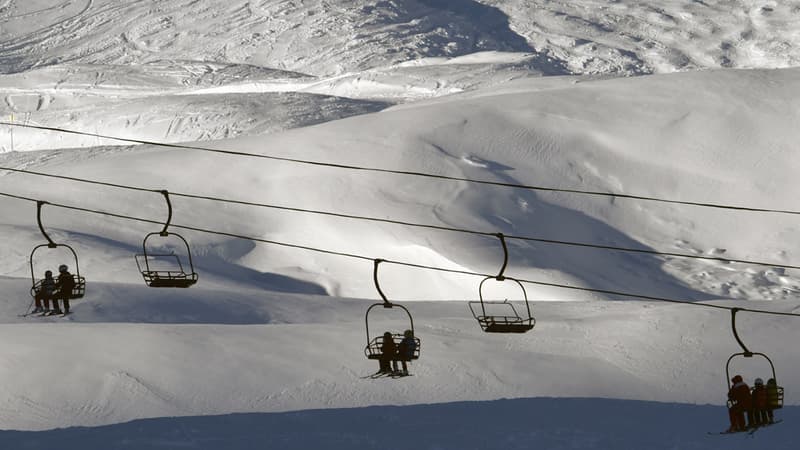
1,0 -> 798,77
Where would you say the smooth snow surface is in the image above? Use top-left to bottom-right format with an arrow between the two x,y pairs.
1,1 -> 799,449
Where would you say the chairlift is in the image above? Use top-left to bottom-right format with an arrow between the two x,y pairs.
469,233 -> 535,333
29,201 -> 86,300
134,190 -> 198,288
725,308 -> 784,410
364,259 -> 421,363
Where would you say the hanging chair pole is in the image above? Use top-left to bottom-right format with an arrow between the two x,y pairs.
159,190 -> 173,236
36,201 -> 56,248
731,308 -> 752,356
495,233 -> 508,281
373,258 -> 392,307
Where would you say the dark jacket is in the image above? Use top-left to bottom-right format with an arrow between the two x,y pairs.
380,336 -> 397,357
398,336 -> 416,360
729,381 -> 752,409
752,385 -> 768,409
39,276 -> 56,295
56,271 -> 75,296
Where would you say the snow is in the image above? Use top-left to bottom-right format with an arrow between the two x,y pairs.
1,1 -> 800,448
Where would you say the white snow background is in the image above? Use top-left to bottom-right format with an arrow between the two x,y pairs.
1,1 -> 800,448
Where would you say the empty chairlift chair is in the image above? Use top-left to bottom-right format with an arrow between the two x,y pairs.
469,233 -> 535,333
134,190 -> 198,288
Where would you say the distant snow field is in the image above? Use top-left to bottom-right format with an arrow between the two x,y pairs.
1,1 -> 799,449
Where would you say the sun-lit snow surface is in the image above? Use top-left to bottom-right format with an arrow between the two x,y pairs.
1,1 -> 800,448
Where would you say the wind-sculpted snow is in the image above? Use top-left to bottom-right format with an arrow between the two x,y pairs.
0,0 -> 538,76
2,0 -> 799,78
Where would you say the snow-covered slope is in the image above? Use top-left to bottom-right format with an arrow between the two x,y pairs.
1,68 -> 799,448
3,67 -> 799,301
1,2 -> 799,448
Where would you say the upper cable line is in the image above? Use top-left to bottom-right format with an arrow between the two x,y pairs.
2,165 -> 800,271
3,121 -> 800,216
3,189 -> 800,318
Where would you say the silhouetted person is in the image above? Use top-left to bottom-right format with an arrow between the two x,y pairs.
32,270 -> 55,314
766,378 -> 780,424
396,329 -> 417,376
379,331 -> 397,374
52,264 -> 75,315
727,375 -> 752,432
751,378 -> 768,427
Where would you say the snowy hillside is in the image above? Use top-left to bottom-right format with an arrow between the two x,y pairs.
1,1 -> 800,449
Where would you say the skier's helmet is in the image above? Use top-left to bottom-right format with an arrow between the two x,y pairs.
58,264 -> 68,273
44,270 -> 52,277
755,378 -> 764,386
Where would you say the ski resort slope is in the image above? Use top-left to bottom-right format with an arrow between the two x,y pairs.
0,66 -> 800,449
3,67 -> 800,302
1,0 -> 799,76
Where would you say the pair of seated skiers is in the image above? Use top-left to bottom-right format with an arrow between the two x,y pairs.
378,330 -> 416,376
32,265 -> 75,315
727,374 -> 780,432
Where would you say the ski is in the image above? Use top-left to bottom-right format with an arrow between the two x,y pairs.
749,420 -> 782,435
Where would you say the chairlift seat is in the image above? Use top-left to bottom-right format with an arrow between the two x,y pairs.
469,296 -> 535,334
476,315 -> 535,333
364,334 -> 421,360
136,252 -> 198,288
142,271 -> 198,288
30,275 -> 86,300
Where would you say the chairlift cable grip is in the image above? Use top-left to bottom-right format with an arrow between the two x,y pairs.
373,258 -> 392,307
159,190 -> 172,236
36,200 -> 56,248
731,308 -> 752,356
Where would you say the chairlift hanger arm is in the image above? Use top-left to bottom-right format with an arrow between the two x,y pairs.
495,233 -> 508,281
36,201 -> 56,248
731,308 -> 752,356
159,190 -> 172,236
373,258 -> 391,307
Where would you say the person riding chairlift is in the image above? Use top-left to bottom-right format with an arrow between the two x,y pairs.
727,374 -> 752,432
51,264 -> 75,315
396,329 -> 416,376
32,270 -> 55,314
379,331 -> 398,374
751,378 -> 769,427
